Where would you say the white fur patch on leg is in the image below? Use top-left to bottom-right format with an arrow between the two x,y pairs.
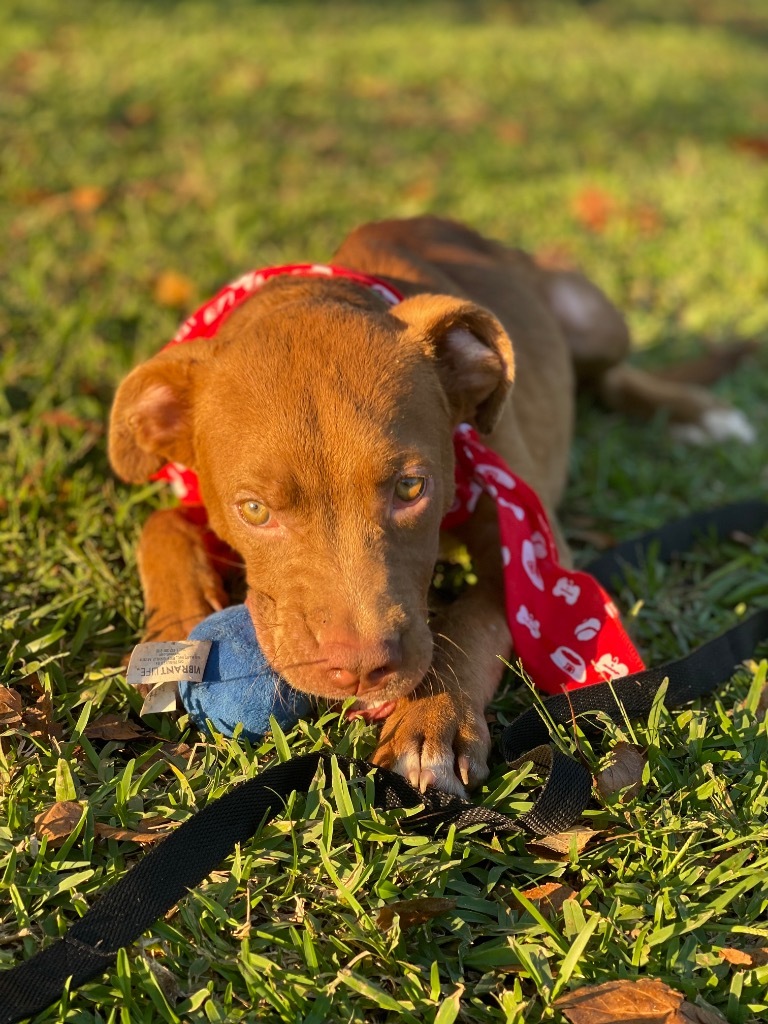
671,408 -> 756,446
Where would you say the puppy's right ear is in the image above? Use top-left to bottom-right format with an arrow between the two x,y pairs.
109,346 -> 206,483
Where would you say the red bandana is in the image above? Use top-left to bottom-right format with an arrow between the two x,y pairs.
443,424 -> 645,692
154,264 -> 645,695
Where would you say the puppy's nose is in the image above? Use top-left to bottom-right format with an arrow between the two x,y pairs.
356,639 -> 403,695
322,634 -> 403,695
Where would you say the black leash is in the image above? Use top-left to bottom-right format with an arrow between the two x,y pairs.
2,500 -> 767,1024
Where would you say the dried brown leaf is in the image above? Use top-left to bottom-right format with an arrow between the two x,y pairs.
22,693 -> 62,741
730,135 -> 768,159
377,896 -> 456,931
142,956 -> 181,1003
629,203 -> 664,237
495,120 -> 526,145
39,409 -> 103,434
596,742 -> 646,801
0,687 -> 23,727
568,527 -> 617,550
154,270 -> 195,308
555,977 -> 684,1023
516,881 -> 577,919
718,946 -> 753,966
572,187 -> 616,233
718,945 -> 768,968
94,818 -> 171,844
68,185 -> 107,213
34,801 -> 84,848
527,827 -> 599,859
84,714 -> 147,741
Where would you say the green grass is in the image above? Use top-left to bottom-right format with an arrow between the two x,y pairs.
2,1 -> 768,1021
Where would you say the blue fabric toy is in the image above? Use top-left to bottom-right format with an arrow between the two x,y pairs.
178,604 -> 311,741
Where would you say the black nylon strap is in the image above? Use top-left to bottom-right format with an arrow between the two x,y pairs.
587,499 -> 768,588
0,752 -> 583,1024
2,500 -> 767,1024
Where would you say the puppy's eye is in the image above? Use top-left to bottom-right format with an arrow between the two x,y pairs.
239,500 -> 271,526
395,476 -> 426,504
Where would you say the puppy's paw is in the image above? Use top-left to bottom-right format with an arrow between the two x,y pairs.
671,407 -> 756,446
371,692 -> 490,798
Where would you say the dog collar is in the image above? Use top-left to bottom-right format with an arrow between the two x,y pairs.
154,266 -> 645,695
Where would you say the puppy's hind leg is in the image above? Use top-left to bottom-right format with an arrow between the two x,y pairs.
539,266 -> 756,446
598,363 -> 756,445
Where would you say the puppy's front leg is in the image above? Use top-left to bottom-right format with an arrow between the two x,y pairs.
372,498 -> 512,797
137,508 -> 228,641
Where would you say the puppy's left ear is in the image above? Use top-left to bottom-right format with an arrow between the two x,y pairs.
395,295 -> 515,433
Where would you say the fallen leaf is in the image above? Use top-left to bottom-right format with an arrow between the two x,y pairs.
527,827 -> 599,859
555,977 -> 684,1023
757,683 -> 768,720
84,714 -> 147,741
719,947 -> 752,966
515,881 -> 577,918
377,896 -> 457,931
121,102 -> 156,128
718,945 -> 768,968
403,179 -> 435,203
628,203 -> 664,236
140,741 -> 197,770
22,693 -> 62,741
596,742 -> 646,801
730,135 -> 768,159
68,186 -> 107,213
494,120 -> 526,145
34,801 -> 84,848
572,187 -> 616,232
154,270 -> 195,308
94,816 -> 172,844
142,956 -> 181,1003
567,526 -> 617,550
39,410 -> 103,434
729,530 -> 756,547
0,687 -> 23,727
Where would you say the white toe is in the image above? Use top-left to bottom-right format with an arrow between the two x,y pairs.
672,407 -> 756,446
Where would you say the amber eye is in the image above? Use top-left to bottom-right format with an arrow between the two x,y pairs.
395,476 -> 426,504
239,500 -> 271,526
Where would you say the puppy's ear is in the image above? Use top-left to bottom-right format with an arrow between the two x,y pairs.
109,346 -> 206,483
395,295 -> 515,433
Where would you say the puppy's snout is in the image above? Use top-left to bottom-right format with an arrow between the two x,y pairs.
322,633 -> 403,695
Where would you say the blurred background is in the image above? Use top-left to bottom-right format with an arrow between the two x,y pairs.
3,0 -> 768,383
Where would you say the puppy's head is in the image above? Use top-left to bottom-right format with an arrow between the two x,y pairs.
110,287 -> 514,709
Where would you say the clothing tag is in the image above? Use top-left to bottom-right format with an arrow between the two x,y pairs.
139,679 -> 181,715
127,640 -> 212,716
126,641 -> 212,687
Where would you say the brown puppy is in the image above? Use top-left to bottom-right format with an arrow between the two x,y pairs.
109,216 -> 753,795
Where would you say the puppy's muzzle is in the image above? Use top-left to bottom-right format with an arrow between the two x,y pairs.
319,631 -> 404,696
